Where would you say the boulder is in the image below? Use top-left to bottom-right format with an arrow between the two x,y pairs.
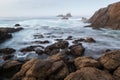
0,48 -> 16,54
85,37 -> 96,43
72,38 -> 85,44
74,56 -> 101,69
88,2 -> 120,30
2,54 -> 14,60
69,44 -> 85,57
0,31 -> 12,43
66,36 -> 73,40
113,66 -> 120,80
20,45 -> 44,53
45,41 -> 69,55
12,57 -> 69,80
0,60 -> 22,78
0,27 -> 23,33
99,50 -> 120,71
14,24 -> 21,27
33,40 -> 50,44
65,67 -> 113,80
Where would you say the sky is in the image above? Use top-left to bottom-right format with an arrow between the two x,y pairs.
0,0 -> 119,17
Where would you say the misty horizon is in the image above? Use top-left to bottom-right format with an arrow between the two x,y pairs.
0,0 -> 119,18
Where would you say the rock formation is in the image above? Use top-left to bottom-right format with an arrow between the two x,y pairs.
88,2 -> 120,30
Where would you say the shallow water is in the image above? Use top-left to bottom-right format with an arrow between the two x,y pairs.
0,17 -> 120,59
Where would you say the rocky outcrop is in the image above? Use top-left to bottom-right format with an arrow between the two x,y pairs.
0,31 -> 12,43
65,67 -> 113,80
0,60 -> 22,78
12,56 -> 69,80
89,2 -> 120,30
99,50 -> 120,71
45,40 -> 69,55
69,44 -> 85,57
0,48 -> 16,54
0,27 -> 23,43
74,56 -> 101,69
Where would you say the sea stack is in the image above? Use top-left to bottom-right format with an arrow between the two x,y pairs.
88,2 -> 120,30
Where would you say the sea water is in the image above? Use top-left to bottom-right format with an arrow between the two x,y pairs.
0,16 -> 120,59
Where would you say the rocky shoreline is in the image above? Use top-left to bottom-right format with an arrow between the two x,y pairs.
0,26 -> 23,43
0,35 -> 120,80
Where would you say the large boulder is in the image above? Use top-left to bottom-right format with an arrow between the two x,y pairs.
0,48 -> 16,54
113,66 -> 120,80
0,60 -> 22,78
69,44 -> 85,57
99,50 -> 120,71
89,2 -> 120,30
12,57 -> 69,80
45,41 -> 69,55
0,31 -> 12,43
65,67 -> 113,80
74,56 -> 101,69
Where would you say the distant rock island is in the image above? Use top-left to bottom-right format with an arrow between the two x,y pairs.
88,2 -> 120,30
57,13 -> 72,20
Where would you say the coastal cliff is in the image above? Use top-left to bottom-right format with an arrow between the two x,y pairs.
89,2 -> 120,30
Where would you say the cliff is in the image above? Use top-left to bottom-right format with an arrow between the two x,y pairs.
89,2 -> 120,30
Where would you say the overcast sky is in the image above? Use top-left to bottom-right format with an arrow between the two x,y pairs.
0,0 -> 119,17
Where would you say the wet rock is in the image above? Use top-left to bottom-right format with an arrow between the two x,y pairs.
74,56 -> 101,69
12,57 -> 69,80
65,67 -> 113,80
88,2 -> 120,30
20,45 -> 44,53
45,41 -> 69,55
72,38 -> 85,44
99,50 -> 120,71
2,54 -> 14,60
0,27 -> 23,33
69,44 -> 85,57
113,66 -> 120,80
55,39 -> 64,41
33,34 -> 44,39
14,24 -> 21,27
33,40 -> 50,44
0,48 -> 16,54
85,37 -> 96,43
66,36 -> 73,40
0,60 -> 22,78
0,31 -> 12,43
35,48 -> 44,55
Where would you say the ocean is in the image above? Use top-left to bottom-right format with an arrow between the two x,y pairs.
0,16 -> 120,61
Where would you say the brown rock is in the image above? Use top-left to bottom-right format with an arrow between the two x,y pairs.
89,2 -> 120,30
113,66 -> 120,80
45,41 -> 69,55
65,67 -> 113,80
2,54 -> 14,60
0,60 -> 22,78
85,37 -> 96,43
74,56 -> 101,69
20,45 -> 44,53
72,38 -> 85,44
69,44 -> 85,57
12,57 -> 69,80
99,50 -> 120,71
0,48 -> 16,54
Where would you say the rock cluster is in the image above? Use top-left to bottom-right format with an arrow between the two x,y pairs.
0,39 -> 119,80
